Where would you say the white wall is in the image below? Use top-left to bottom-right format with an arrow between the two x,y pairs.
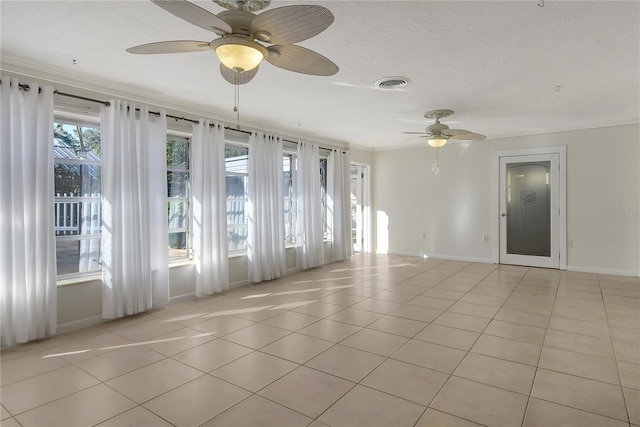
373,124 -> 640,276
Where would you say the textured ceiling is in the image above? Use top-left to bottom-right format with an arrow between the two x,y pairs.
1,1 -> 638,149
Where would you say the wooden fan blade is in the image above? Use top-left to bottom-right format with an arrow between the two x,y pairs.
441,128 -> 471,136
251,5 -> 334,45
449,132 -> 486,141
220,64 -> 259,85
126,40 -> 211,54
402,135 -> 427,141
266,45 -> 338,76
402,132 -> 428,135
151,0 -> 232,34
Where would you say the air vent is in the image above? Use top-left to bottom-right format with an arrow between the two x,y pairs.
375,76 -> 410,89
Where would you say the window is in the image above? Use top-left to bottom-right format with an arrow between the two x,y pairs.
167,136 -> 190,261
319,158 -> 328,240
283,153 -> 295,245
225,145 -> 249,252
53,120 -> 102,277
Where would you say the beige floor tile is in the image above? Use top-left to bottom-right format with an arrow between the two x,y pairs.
414,324 -> 479,351
350,298 -> 402,314
76,345 -> 165,381
0,351 -> 70,386
548,315 -> 611,339
97,406 -> 173,426
611,325 -> 640,344
298,318 -> 361,342
388,304 -> 442,323
554,296 -> 605,311
292,301 -> 346,317
431,376 -> 528,426
319,292 -> 367,307
203,394 -> 312,427
624,387 -> 640,425
552,305 -> 608,324
338,286 -> 383,298
484,319 -> 547,345
471,334 -> 541,366
433,312 -> 491,333
341,328 -> 409,356
618,361 -> 640,390
1,365 -> 100,414
51,331 -> 133,364
111,317 -> 185,342
604,294 -> 640,307
106,358 -> 203,403
305,344 -> 385,382
422,288 -> 466,301
260,311 -> 321,332
318,385 -> 425,427
556,288 -> 604,302
258,366 -> 354,418
531,368 -> 628,421
523,397 -> 628,427
434,282 -> 476,293
502,298 -> 553,315
15,384 -> 135,427
544,329 -> 615,359
141,328 -> 217,356
231,306 -> 290,322
415,409 -> 483,427
367,315 -> 427,338
1,418 -> 20,427
222,323 -> 290,349
406,295 -> 455,310
189,315 -> 255,335
261,333 -> 334,363
614,340 -> 640,363
454,353 -> 536,394
171,338 -> 253,372
327,307 -> 383,327
389,283 -> 429,295
143,375 -> 250,426
539,346 -> 621,385
493,308 -> 549,328
371,290 -> 417,303
391,339 -> 466,374
447,301 -> 500,319
1,404 -> 11,420
211,351 -> 297,392
459,293 -> 506,307
361,358 -> 448,406
469,285 -> 513,298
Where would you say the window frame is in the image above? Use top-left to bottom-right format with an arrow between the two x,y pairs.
53,116 -> 103,280
166,133 -> 192,262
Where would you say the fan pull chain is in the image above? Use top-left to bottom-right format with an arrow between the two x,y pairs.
233,71 -> 240,130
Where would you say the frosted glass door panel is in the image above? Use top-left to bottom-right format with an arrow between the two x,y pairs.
506,162 -> 551,257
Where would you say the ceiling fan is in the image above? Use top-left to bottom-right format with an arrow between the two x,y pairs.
404,109 -> 486,148
126,0 -> 339,85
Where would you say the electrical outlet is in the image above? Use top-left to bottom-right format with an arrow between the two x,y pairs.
567,240 -> 573,248
483,235 -> 489,243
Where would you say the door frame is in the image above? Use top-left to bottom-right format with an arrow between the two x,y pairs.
492,146 -> 567,269
350,162 -> 372,253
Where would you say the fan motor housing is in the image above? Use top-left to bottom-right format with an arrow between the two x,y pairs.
218,9 -> 255,35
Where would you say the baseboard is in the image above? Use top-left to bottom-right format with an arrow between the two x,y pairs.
566,265 -> 639,278
389,250 -> 496,264
56,315 -> 105,334
169,293 -> 196,303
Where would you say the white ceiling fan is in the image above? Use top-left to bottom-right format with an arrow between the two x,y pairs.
404,109 -> 486,148
126,0 -> 339,85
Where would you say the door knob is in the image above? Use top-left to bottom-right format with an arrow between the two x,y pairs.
501,213 -> 506,217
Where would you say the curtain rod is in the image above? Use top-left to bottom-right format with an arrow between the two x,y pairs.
2,79 -> 346,152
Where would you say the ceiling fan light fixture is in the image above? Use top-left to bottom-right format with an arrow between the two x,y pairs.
427,136 -> 448,148
211,36 -> 268,72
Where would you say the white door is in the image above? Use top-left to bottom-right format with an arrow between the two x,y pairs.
499,153 -> 560,268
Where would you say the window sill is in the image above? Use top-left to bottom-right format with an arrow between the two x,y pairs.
57,273 -> 101,287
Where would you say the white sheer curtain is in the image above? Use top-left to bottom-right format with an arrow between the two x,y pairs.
0,78 -> 56,347
248,131 -> 285,282
101,101 -> 169,319
296,141 -> 324,269
328,150 -> 353,261
191,121 -> 229,296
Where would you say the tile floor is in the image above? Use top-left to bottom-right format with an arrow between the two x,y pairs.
1,254 -> 639,426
